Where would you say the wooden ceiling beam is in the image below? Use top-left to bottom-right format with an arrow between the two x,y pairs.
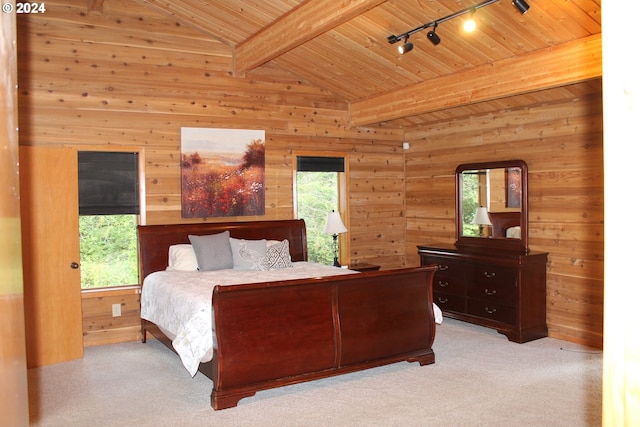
349,34 -> 602,127
233,0 -> 388,76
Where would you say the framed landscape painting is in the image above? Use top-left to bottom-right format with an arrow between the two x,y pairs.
181,127 -> 265,218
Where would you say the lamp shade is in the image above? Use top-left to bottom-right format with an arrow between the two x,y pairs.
323,210 -> 347,235
471,206 -> 492,225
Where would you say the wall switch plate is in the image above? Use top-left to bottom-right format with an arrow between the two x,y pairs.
112,303 -> 122,317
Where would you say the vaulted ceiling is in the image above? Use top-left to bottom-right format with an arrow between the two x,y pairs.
122,0 -> 602,128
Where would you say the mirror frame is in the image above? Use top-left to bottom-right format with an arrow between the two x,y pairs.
455,159 -> 529,254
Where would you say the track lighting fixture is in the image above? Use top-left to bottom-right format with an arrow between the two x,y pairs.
398,37 -> 413,54
387,0 -> 530,54
426,24 -> 441,45
512,0 -> 530,14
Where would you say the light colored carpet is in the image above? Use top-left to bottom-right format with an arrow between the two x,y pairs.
28,319 -> 602,427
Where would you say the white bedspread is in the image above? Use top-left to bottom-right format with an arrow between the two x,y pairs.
141,263 -> 443,376
141,262 -> 356,376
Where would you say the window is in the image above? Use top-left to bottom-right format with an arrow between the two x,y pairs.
78,151 -> 141,289
295,155 -> 347,265
461,171 -> 480,236
78,214 -> 139,289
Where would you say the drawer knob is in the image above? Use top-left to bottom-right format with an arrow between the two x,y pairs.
438,264 -> 449,271
484,307 -> 497,314
438,296 -> 449,304
438,280 -> 449,287
484,288 -> 497,296
483,271 -> 496,278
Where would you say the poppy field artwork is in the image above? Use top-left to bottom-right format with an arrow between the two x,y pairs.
181,127 -> 266,218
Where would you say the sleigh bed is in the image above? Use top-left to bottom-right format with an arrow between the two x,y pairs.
138,219 -> 437,410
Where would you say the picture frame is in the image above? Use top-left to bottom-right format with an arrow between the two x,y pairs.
181,127 -> 265,218
505,167 -> 522,208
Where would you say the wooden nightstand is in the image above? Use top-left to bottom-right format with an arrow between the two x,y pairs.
349,263 -> 381,272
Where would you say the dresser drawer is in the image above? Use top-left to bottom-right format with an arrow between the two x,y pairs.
467,279 -> 517,305
432,273 -> 465,295
467,299 -> 516,324
467,263 -> 517,304
433,292 -> 466,313
421,255 -> 465,293
468,263 -> 517,287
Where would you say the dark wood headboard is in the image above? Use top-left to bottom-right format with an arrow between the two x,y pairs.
137,219 -> 308,279
488,212 -> 520,238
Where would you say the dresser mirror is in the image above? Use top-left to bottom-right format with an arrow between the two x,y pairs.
455,160 -> 529,253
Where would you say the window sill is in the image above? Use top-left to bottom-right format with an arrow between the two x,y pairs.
81,285 -> 141,296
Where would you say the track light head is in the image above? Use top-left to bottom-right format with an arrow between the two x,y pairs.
463,17 -> 476,32
512,0 -> 530,14
463,7 -> 477,32
398,39 -> 413,54
427,29 -> 440,45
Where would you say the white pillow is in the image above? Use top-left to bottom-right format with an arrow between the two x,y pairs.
506,226 -> 521,239
166,244 -> 199,271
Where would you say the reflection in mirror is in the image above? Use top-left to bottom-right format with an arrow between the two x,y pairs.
460,167 -> 521,239
456,160 -> 528,253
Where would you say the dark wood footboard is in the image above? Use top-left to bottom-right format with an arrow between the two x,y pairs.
211,266 -> 437,410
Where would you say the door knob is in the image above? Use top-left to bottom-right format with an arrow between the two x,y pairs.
70,262 -> 79,269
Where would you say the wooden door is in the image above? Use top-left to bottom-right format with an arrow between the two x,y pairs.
20,146 -> 84,367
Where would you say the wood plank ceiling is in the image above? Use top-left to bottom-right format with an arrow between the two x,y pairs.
127,0 -> 602,128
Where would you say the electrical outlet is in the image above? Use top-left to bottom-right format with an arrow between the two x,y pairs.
112,303 -> 122,317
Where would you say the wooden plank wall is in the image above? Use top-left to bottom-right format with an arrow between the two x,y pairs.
16,1 -> 406,344
404,84 -> 604,348
81,288 -> 141,346
17,0 -> 604,349
17,0 -> 406,268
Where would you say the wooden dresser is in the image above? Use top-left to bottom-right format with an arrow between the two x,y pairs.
418,244 -> 548,343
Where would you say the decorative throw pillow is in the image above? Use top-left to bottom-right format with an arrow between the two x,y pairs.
229,238 -> 268,270
188,231 -> 233,271
266,239 -> 292,261
259,239 -> 294,271
166,244 -> 199,271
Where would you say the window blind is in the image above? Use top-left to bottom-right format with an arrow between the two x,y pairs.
78,151 -> 139,215
296,156 -> 345,172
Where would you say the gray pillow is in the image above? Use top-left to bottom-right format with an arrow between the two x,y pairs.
229,238 -> 267,270
188,231 -> 233,271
